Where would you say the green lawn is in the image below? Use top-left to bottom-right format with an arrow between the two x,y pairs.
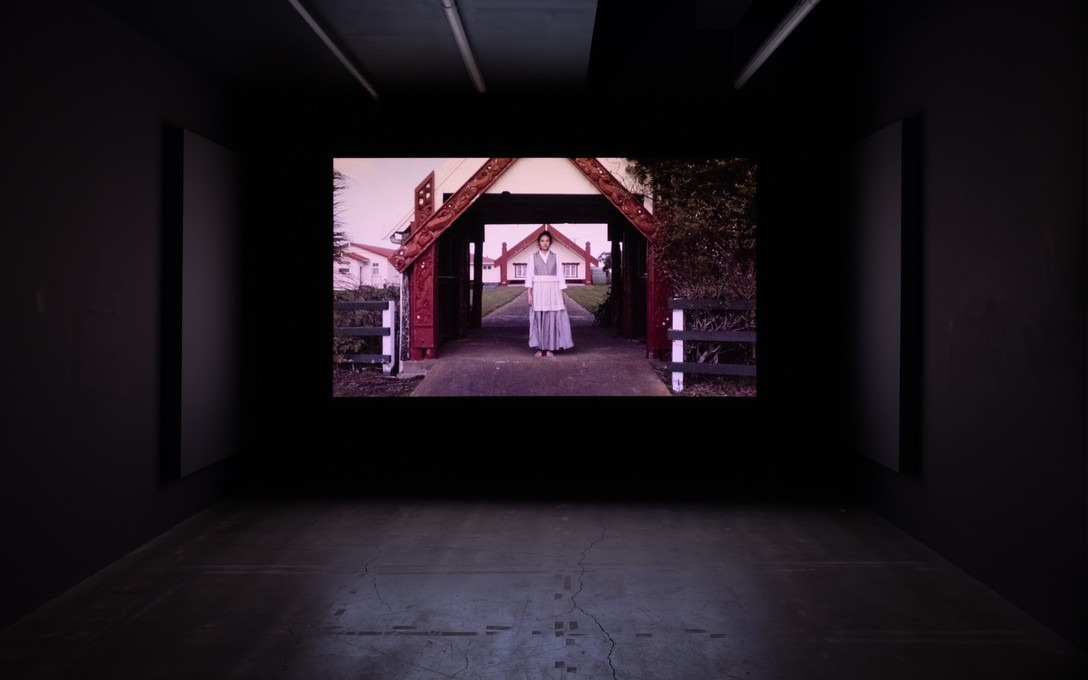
478,284 -> 610,317
563,285 -> 610,314
478,286 -> 525,316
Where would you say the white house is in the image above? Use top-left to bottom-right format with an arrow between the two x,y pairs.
493,224 -> 599,286
469,254 -> 500,284
333,243 -> 402,290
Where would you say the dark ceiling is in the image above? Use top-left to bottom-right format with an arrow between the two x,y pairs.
86,0 -> 852,103
85,0 -> 887,153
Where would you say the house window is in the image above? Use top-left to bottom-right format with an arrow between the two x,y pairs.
338,267 -> 349,275
514,263 -> 527,278
563,263 -> 578,278
372,262 -> 380,277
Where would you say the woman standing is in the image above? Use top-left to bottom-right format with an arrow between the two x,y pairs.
525,230 -> 574,357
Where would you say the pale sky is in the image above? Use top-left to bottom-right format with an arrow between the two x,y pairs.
333,157 -> 637,260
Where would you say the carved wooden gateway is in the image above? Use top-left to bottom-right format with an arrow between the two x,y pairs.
387,158 -> 669,360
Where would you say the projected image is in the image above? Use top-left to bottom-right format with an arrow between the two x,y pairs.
332,157 -> 756,398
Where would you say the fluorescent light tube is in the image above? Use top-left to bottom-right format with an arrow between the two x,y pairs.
733,0 -> 821,89
442,0 -> 487,93
287,0 -> 380,100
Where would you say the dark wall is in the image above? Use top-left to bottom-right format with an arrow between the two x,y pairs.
0,1 -> 246,628
837,0 -> 1087,647
237,104 -> 856,505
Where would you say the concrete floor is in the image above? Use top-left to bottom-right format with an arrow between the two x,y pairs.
1,497 -> 1086,680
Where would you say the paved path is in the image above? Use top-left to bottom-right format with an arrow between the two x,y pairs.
405,289 -> 671,397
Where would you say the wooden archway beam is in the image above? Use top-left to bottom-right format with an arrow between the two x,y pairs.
389,158 -> 518,273
567,158 -> 658,242
388,157 -> 659,273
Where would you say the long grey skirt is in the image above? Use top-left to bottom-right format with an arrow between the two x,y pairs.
529,309 -> 574,351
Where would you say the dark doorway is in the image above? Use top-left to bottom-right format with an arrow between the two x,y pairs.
434,192 -> 650,348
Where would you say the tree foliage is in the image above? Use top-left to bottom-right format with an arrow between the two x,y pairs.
333,169 -> 349,262
333,284 -> 400,361
625,157 -> 757,300
626,158 -> 758,379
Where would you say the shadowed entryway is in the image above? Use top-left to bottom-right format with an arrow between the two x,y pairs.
406,289 -> 669,397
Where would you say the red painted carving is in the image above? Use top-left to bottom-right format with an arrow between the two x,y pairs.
570,158 -> 667,356
409,248 -> 437,359
386,157 -> 666,358
645,246 -> 670,358
390,158 -> 517,274
415,172 -> 435,226
569,158 -> 658,241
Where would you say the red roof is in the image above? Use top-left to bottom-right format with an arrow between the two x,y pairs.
349,243 -> 399,259
341,251 -> 368,263
492,224 -> 599,268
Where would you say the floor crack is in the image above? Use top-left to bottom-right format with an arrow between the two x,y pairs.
364,553 -> 392,613
569,511 -> 619,679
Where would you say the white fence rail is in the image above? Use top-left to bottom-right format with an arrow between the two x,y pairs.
667,298 -> 757,393
332,299 -> 397,375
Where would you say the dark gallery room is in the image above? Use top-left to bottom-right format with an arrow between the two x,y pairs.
2,1 -> 1087,677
